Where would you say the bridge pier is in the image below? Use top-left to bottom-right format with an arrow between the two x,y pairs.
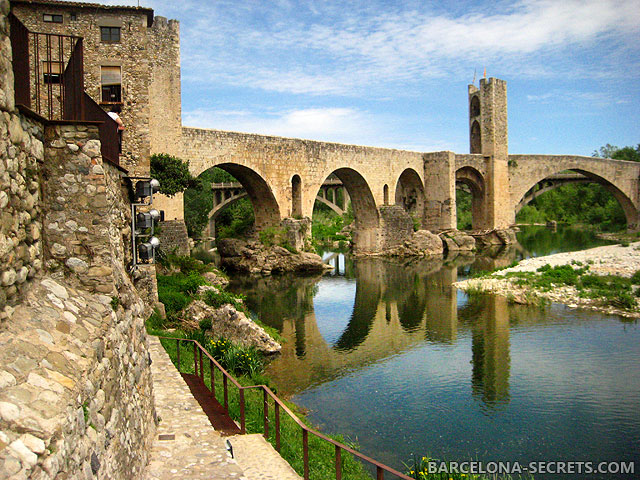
423,151 -> 456,231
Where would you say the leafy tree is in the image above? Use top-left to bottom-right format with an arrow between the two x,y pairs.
592,143 -> 640,162
150,153 -> 196,196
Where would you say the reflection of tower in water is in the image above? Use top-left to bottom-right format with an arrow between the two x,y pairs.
468,295 -> 511,407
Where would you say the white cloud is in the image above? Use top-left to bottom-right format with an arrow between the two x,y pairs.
174,0 -> 640,96
183,107 -> 371,142
181,107 -> 454,151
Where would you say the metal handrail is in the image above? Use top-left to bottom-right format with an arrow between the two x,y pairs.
158,336 -> 412,480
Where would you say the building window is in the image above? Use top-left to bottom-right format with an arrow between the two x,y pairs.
42,61 -> 63,84
100,26 -> 121,43
70,12 -> 77,21
101,66 -> 122,103
43,14 -> 63,23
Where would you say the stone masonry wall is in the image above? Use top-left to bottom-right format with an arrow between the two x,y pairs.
156,219 -> 189,257
0,123 -> 156,479
1,0 -> 44,318
1,4 -> 156,477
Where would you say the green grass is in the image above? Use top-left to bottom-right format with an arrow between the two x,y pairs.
499,264 -> 639,311
153,332 -> 373,480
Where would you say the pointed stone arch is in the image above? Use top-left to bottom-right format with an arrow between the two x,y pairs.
456,166 -> 486,229
395,168 -> 425,228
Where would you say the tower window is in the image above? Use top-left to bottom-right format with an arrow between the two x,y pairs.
101,66 -> 122,103
70,12 -> 77,21
43,14 -> 63,23
100,26 -> 121,43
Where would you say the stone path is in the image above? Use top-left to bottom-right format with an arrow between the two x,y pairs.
227,434 -> 301,480
144,336 -> 301,480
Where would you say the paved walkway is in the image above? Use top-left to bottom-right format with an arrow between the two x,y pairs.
144,336 -> 301,480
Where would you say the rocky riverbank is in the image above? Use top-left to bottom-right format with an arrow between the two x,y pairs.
454,241 -> 640,318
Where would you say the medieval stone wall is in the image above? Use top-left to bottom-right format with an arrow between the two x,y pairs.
156,219 -> 190,256
0,0 -> 44,317
1,4 -> 156,477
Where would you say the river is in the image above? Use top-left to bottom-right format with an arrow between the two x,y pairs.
227,226 -> 640,479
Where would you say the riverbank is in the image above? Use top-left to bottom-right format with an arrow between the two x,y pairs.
454,241 -> 640,318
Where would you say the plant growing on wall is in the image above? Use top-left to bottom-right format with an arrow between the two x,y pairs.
150,153 -> 196,197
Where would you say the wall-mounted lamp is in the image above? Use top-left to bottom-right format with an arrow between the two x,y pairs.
127,177 -> 161,271
138,236 -> 160,261
135,178 -> 160,199
135,209 -> 160,230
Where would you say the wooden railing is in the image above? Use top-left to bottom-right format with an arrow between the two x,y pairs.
161,336 -> 412,480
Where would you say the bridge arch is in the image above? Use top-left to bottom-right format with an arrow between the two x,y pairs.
313,167 -> 379,252
291,174 -> 302,217
514,168 -> 638,228
456,166 -> 486,229
209,163 -> 281,230
395,168 -> 425,227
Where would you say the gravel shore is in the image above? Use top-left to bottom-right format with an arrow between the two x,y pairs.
454,241 -> 640,318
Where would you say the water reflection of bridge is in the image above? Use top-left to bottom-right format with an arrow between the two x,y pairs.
236,251 -> 519,407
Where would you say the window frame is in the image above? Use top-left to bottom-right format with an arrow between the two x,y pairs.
100,65 -> 123,104
41,61 -> 64,85
100,26 -> 121,43
43,13 -> 63,23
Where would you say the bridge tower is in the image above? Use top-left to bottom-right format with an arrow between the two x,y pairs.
468,78 -> 513,229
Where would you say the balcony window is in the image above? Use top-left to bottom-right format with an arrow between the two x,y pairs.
42,61 -> 63,84
101,66 -> 122,103
100,26 -> 120,43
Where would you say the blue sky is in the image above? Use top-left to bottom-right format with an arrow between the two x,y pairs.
110,0 -> 639,156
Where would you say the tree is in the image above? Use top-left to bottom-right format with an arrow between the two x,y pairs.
150,153 -> 196,197
592,143 -> 640,162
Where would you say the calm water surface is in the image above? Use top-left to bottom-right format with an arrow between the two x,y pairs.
228,227 -> 639,478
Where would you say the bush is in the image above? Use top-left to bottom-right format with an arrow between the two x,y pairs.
199,318 -> 212,331
150,153 -> 195,197
203,289 -> 245,311
631,270 -> 640,285
157,289 -> 191,318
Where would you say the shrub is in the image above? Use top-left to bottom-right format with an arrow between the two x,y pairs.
631,270 -> 640,285
203,289 -> 245,311
199,318 -> 212,331
157,289 -> 191,318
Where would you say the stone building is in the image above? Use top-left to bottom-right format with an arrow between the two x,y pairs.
11,0 -> 183,177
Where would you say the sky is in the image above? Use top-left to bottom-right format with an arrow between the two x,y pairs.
108,0 -> 640,156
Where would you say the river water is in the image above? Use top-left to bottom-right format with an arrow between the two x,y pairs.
228,226 -> 640,478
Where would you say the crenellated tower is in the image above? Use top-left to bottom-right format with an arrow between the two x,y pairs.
468,77 -> 512,228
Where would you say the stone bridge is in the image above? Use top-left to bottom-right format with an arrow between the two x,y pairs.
166,78 -> 640,252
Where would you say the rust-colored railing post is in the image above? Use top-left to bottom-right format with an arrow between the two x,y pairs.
223,375 -> 228,413
193,342 -> 197,374
335,445 -> 342,480
376,466 -> 384,480
209,358 -> 214,395
302,428 -> 309,480
239,389 -> 246,434
263,389 -> 269,439
176,339 -> 181,372
275,402 -> 281,451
